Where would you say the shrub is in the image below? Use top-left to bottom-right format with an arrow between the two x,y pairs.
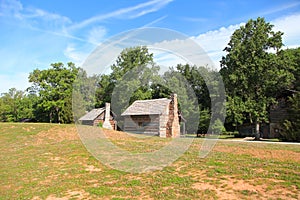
98,121 -> 103,128
280,94 -> 300,142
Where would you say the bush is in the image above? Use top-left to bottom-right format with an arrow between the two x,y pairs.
280,120 -> 300,142
280,94 -> 300,142
98,121 -> 103,128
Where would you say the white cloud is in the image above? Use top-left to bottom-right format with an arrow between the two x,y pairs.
70,0 -> 173,30
22,7 -> 71,24
1,0 -> 71,37
0,73 -> 31,94
150,49 -> 187,70
259,2 -> 300,16
144,24 -> 243,69
128,0 -> 172,19
0,0 -> 23,17
190,13 -> 300,68
1,0 -> 71,25
149,13 -> 300,69
82,45 -> 122,75
191,23 -> 245,67
87,26 -> 107,45
64,44 -> 89,65
272,13 -> 300,48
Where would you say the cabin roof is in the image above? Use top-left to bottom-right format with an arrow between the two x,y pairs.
79,108 -> 105,121
121,98 -> 171,116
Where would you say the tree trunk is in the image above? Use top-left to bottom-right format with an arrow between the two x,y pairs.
49,112 -> 52,123
56,107 -> 60,124
254,122 -> 260,140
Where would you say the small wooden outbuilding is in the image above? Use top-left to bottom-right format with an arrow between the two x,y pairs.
79,103 -> 117,130
121,94 -> 185,138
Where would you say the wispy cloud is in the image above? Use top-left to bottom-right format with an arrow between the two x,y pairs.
87,26 -> 107,45
272,13 -> 300,48
0,73 -> 31,93
0,0 -> 23,17
19,7 -> 71,24
1,0 -> 171,44
64,44 -> 90,65
1,0 -> 71,27
152,12 -> 300,69
69,0 -> 173,30
259,1 -> 300,16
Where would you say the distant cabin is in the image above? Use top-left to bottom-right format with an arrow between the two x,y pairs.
121,94 -> 186,138
79,103 -> 117,130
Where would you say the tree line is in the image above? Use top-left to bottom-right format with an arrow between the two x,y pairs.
0,17 -> 299,141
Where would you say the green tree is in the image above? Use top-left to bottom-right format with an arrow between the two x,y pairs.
28,62 -> 79,123
281,93 -> 300,142
220,17 -> 294,140
174,64 -> 226,134
280,47 -> 300,91
72,68 -> 100,122
0,88 -> 36,122
111,64 -> 160,120
224,96 -> 245,131
278,47 -> 300,142
163,66 -> 202,133
173,64 -> 211,133
96,46 -> 154,107
0,88 -> 23,121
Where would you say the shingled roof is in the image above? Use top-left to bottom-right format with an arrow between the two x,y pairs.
79,108 -> 105,121
121,98 -> 171,116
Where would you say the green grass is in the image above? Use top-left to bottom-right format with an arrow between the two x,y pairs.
0,123 -> 299,199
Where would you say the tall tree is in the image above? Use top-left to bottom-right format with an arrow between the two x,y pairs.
96,46 -> 154,107
28,62 -> 79,123
174,64 -> 211,133
72,68 -> 100,122
220,17 -> 294,140
162,67 -> 199,133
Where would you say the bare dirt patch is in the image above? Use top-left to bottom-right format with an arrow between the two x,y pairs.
214,144 -> 300,162
191,176 -> 298,200
192,182 -> 236,199
44,190 -> 91,200
85,165 -> 102,172
34,126 -> 79,145
102,128 -> 139,140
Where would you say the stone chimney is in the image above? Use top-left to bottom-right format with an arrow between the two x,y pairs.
103,103 -> 113,130
167,94 -> 180,138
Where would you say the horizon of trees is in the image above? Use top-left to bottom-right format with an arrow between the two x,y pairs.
0,17 -> 299,141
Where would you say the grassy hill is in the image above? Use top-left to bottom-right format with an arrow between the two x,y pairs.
0,123 -> 299,199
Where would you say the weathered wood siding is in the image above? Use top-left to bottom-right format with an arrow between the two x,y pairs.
81,120 -> 94,126
81,112 -> 116,130
122,94 -> 181,138
123,115 -> 160,135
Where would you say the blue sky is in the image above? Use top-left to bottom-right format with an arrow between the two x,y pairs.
0,0 -> 300,93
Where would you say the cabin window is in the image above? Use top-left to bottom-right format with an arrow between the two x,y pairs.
138,121 -> 150,127
138,122 -> 143,127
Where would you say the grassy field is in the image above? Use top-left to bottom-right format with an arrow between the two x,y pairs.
0,123 -> 299,199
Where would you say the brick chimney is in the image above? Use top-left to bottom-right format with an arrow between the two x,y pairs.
167,94 -> 180,138
103,103 -> 113,130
